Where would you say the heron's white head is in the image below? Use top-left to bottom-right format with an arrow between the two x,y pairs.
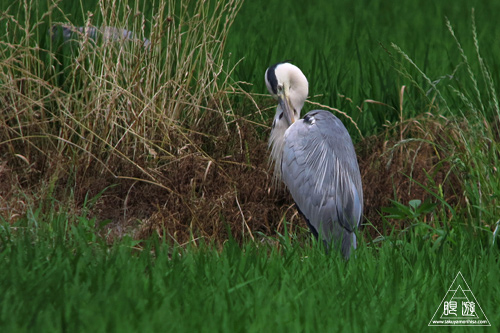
265,62 -> 309,180
265,62 -> 309,126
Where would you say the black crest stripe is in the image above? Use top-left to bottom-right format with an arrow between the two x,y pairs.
266,63 -> 279,95
267,60 -> 293,95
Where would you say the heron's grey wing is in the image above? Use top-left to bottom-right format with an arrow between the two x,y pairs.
281,110 -> 363,250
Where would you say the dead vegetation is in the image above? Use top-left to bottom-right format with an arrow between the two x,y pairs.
359,114 -> 463,238
0,104 -> 465,247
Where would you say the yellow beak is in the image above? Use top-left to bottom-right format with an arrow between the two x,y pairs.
278,91 -> 295,126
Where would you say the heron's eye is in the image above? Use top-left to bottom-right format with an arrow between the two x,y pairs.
277,84 -> 283,93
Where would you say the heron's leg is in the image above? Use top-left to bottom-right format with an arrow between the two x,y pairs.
295,204 -> 319,239
340,230 -> 355,259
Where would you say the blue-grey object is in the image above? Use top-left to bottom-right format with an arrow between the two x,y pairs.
50,25 -> 150,48
265,61 -> 363,258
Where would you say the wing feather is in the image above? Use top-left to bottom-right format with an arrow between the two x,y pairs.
281,110 -> 363,255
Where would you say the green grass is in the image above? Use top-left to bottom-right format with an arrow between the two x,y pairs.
1,0 -> 500,331
1,210 -> 498,332
228,0 -> 500,137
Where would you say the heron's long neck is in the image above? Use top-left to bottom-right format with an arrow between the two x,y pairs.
268,108 -> 290,181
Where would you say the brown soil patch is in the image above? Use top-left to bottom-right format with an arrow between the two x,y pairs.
0,113 -> 462,246
359,117 -> 462,239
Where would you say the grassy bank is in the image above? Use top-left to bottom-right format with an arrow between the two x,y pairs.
1,0 -> 499,239
0,0 -> 499,330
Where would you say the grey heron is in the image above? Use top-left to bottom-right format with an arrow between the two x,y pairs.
265,61 -> 363,258
50,25 -> 151,48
